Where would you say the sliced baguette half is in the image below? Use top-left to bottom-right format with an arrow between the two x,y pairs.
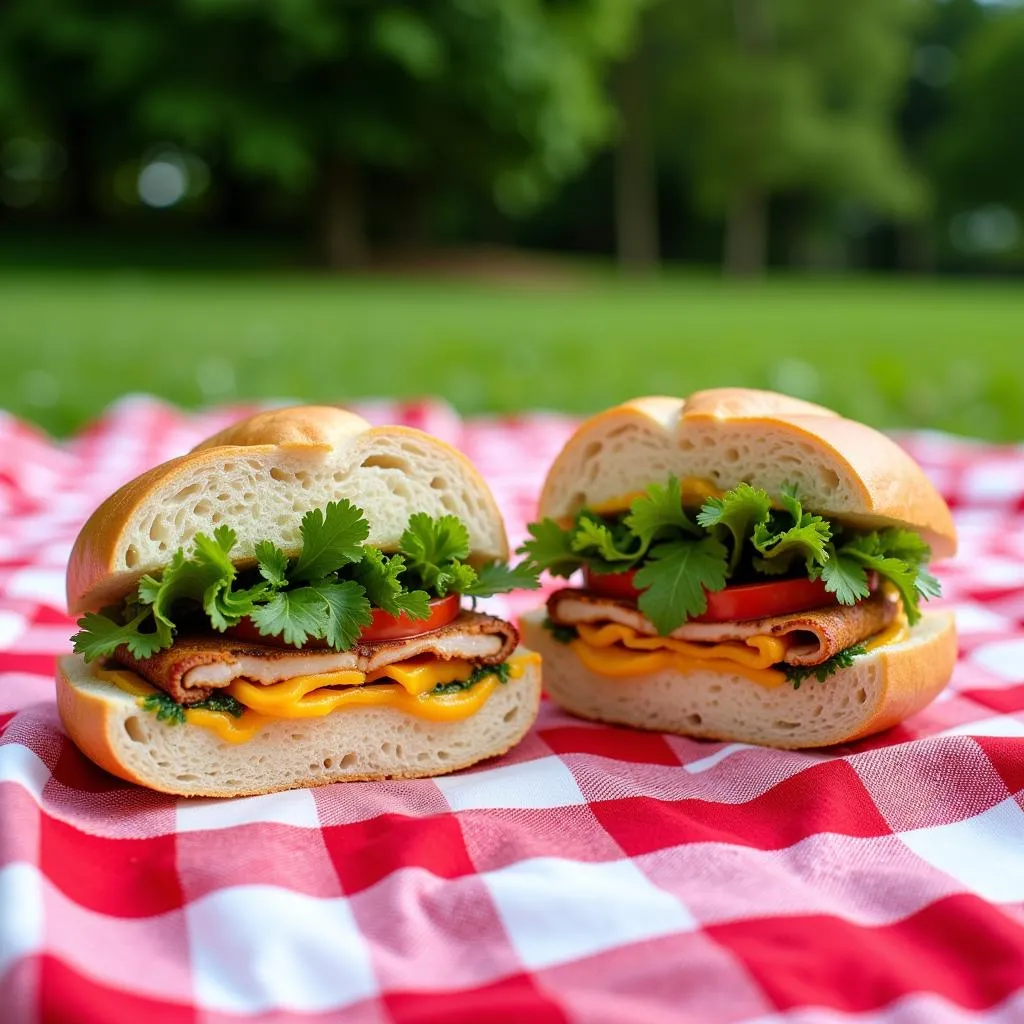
56,652 -> 541,797
520,610 -> 955,749
538,390 -> 956,558
67,405 -> 508,614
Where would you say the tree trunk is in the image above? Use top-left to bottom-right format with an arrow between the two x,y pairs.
725,189 -> 768,278
614,26 -> 659,273
321,158 -> 367,270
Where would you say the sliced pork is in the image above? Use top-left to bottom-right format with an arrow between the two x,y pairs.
547,588 -> 899,667
113,611 -> 519,704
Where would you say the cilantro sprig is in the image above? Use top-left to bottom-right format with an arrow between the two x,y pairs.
519,477 -> 940,634
72,502 -> 540,662
141,690 -> 247,725
783,644 -> 867,689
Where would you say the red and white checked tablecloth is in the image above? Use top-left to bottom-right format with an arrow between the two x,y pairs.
1,397 -> 1024,1024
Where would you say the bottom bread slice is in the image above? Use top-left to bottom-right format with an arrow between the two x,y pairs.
56,651 -> 541,797
520,609 -> 955,749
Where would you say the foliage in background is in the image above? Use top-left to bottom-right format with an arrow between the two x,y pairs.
936,6 -> 1024,256
1,0 -> 1023,274
624,0 -> 925,275
0,0 -> 644,266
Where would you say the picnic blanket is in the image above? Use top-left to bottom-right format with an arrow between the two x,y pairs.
1,397 -> 1023,1024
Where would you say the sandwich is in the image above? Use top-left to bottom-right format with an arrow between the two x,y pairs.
518,389 -> 957,749
58,405 -> 542,796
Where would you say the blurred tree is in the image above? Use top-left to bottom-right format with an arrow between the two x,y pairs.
935,6 -> 1024,223
0,0 -> 644,268
636,0 -> 925,276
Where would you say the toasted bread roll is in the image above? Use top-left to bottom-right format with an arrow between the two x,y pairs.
67,406 -> 508,614
539,390 -> 956,558
57,652 -> 541,797
521,610 -> 955,749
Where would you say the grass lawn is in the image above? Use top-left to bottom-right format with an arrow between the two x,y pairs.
3,267 -> 1024,440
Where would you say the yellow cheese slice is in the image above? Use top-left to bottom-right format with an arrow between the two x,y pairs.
576,622 -> 788,669
569,636 -> 789,689
95,653 -> 537,743
865,613 -> 909,651
570,608 -> 910,690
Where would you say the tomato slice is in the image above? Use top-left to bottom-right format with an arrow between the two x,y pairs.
361,593 -> 461,641
224,593 -> 461,649
583,567 -> 853,622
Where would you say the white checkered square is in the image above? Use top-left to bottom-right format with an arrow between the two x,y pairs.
483,856 -> 695,970
188,885 -> 378,1013
436,755 -> 586,811
900,797 -> 1024,903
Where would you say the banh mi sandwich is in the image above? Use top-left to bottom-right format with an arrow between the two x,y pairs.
58,406 -> 542,796
518,389 -> 957,749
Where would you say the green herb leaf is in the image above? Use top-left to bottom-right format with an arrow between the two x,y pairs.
915,567 -> 942,600
71,609 -> 168,663
254,540 -> 289,588
352,547 -> 431,619
141,690 -> 247,724
819,547 -> 872,605
516,518 -> 584,579
624,476 -> 701,547
542,618 -> 577,644
400,512 -> 470,574
876,528 -> 932,568
784,643 -> 867,688
138,526 -> 245,637
571,516 -> 641,564
438,561 -> 480,598
633,536 -> 729,635
308,579 -> 375,650
196,692 -> 247,718
431,660 -> 511,695
697,483 -> 773,573
248,580 -> 372,650
833,532 -> 931,625
248,588 -> 328,648
290,501 -> 370,583
752,484 -> 831,574
141,691 -> 187,724
460,560 -> 541,597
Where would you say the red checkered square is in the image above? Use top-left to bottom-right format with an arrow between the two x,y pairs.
39,817 -> 184,916
322,811 -> 476,895
591,759 -> 890,856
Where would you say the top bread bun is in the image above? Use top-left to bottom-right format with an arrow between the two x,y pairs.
67,406 -> 508,614
539,389 -> 956,558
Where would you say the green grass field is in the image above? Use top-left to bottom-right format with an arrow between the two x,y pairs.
3,268 -> 1024,439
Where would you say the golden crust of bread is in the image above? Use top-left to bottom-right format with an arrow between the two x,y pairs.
538,389 -> 957,558
56,652 -> 542,796
520,608 -> 956,749
66,405 -> 509,613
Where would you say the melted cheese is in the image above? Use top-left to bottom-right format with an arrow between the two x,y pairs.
570,610 -> 911,690
96,653 -> 537,743
94,667 -> 273,745
570,635 -> 789,689
226,656 -> 475,718
576,622 -> 788,669
865,613 -> 909,652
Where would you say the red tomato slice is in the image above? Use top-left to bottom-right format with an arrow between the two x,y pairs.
583,567 -> 853,622
361,593 -> 461,641
224,593 -> 461,649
